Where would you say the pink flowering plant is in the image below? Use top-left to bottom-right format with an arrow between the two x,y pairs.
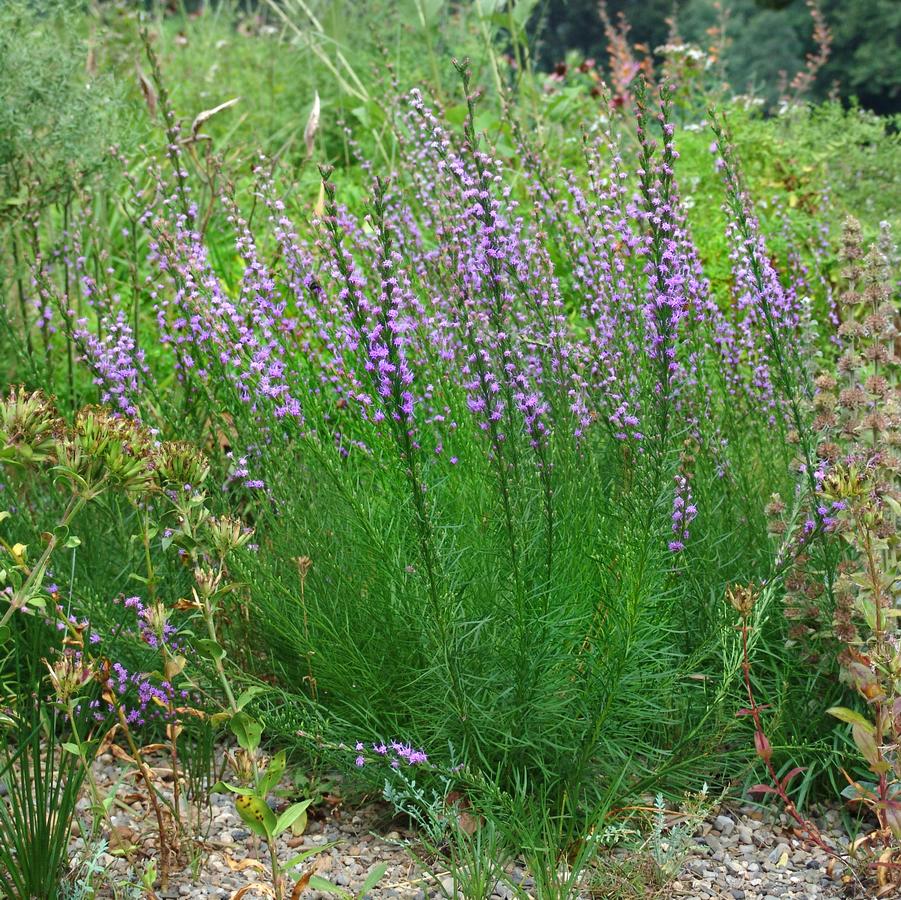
3,14 -> 896,893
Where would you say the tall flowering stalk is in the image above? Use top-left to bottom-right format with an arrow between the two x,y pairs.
818,220 -> 901,848
317,166 -> 471,731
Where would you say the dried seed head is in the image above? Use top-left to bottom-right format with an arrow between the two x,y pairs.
865,375 -> 889,398
838,386 -> 868,411
725,582 -> 758,618
294,555 -> 313,580
193,566 -> 219,599
840,216 -> 864,263
45,650 -> 94,703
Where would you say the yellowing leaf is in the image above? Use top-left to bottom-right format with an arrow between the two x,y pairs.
225,856 -> 267,873
235,794 -> 276,839
314,182 -> 326,218
827,706 -> 874,731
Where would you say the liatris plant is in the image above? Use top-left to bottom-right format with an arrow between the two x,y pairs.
2,50 -> 846,878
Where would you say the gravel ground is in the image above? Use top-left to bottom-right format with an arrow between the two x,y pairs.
69,754 -> 878,899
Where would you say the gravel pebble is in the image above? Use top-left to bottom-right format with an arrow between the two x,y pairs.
66,754 -> 882,898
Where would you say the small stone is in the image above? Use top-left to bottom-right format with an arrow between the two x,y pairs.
704,833 -> 723,854
768,842 -> 791,864
738,826 -> 754,844
715,815 -> 735,836
731,892 -> 745,900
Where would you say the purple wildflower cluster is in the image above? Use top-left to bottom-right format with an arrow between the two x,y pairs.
352,739 -> 429,769
54,596 -> 193,727
26,78 -> 827,569
117,595 -> 182,651
100,661 -> 187,726
669,472 -> 697,553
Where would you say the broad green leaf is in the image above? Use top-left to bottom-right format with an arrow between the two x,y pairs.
236,685 -> 267,711
474,0 -> 503,17
210,781 -> 255,797
229,711 -> 262,753
855,596 -> 878,631
235,794 -> 277,839
260,750 -> 286,796
285,847 -> 324,870
852,723 -> 883,771
197,638 -> 226,663
511,0 -> 538,28
290,808 -> 307,837
827,706 -> 874,731
274,800 -> 312,838
284,841 -> 338,871
307,875 -> 351,897
840,780 -> 878,802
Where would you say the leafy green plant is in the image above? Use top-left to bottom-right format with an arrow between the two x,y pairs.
213,725 -> 363,900
816,220 -> 901,884
0,389 -> 271,890
0,701 -> 86,900
214,745 -> 314,900
728,217 -> 899,893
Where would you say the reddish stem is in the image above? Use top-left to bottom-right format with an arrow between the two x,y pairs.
740,621 -> 833,855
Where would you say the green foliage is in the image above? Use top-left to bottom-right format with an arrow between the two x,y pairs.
0,0 -> 126,218
0,702 -> 86,900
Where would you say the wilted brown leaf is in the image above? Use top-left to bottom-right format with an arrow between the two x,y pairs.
190,98 -> 241,142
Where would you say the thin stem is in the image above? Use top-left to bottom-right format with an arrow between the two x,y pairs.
739,619 -> 833,854
112,702 -> 171,889
202,595 -> 238,714
64,700 -> 111,841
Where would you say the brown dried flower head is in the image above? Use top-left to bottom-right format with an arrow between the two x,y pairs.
726,582 -> 758,618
